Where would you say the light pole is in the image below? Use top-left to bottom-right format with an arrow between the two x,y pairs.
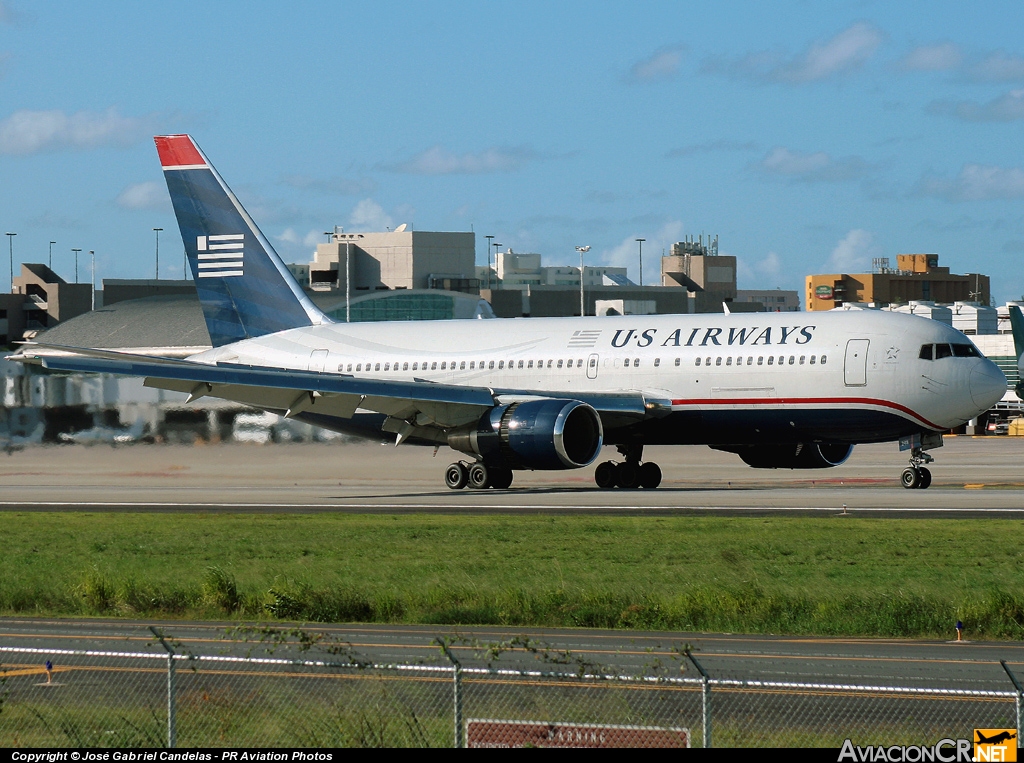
5,233 -> 15,293
49,241 -> 56,270
635,238 -> 646,288
492,242 -> 502,289
72,249 -> 81,283
575,245 -> 590,317
484,235 -> 494,290
89,250 -> 95,310
153,228 -> 162,279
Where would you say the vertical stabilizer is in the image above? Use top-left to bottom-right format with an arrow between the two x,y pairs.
1009,305 -> 1024,399
155,135 -> 329,347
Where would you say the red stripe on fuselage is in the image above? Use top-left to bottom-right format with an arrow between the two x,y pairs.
154,135 -> 205,168
669,397 -> 940,430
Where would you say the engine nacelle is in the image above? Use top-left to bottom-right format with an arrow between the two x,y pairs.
448,399 -> 603,470
720,443 -> 854,469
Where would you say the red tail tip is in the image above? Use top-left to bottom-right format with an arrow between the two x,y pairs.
155,135 -> 205,168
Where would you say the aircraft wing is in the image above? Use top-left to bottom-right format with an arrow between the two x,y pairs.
17,344 -> 653,440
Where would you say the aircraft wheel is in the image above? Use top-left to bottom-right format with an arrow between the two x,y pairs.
901,467 -> 921,489
468,462 -> 491,490
444,462 -> 468,490
639,462 -> 662,489
490,467 -> 514,490
616,462 -> 639,489
916,467 -> 932,489
595,461 -> 617,489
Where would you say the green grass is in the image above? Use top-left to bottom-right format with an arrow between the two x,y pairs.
1,513 -> 1023,637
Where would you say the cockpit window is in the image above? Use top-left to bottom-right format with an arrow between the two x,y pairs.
919,345 -> 933,360
952,343 -> 978,357
934,343 -> 953,359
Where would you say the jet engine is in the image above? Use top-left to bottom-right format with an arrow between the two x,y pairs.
447,399 -> 603,470
718,442 -> 854,469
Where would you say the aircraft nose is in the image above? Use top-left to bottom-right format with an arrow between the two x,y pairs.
970,362 -> 1007,409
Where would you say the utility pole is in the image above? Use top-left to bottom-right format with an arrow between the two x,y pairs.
49,241 -> 56,270
72,249 -> 81,283
153,228 -> 163,279
90,250 -> 95,310
575,245 -> 590,317
492,242 -> 502,289
5,233 -> 15,293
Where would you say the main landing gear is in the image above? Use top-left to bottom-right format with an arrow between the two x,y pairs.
901,447 -> 933,490
445,461 -> 513,490
594,444 -> 662,489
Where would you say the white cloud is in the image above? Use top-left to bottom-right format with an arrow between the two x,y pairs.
702,22 -> 883,84
915,164 -> 1024,202
626,45 -> 686,83
276,228 -> 325,248
349,199 -> 394,232
600,220 -> 683,285
115,181 -> 167,210
385,145 -> 540,175
755,147 -> 873,182
967,50 -> 1024,82
899,42 -> 962,72
666,139 -> 758,158
927,89 -> 1024,122
279,174 -> 377,196
0,108 -> 155,155
736,251 -> 784,288
827,229 -> 879,272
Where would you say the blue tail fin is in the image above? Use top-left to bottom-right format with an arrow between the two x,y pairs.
156,135 -> 329,347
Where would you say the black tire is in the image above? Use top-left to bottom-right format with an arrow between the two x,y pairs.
444,462 -> 468,490
639,462 -> 662,489
468,462 -> 491,490
616,462 -> 640,489
490,468 -> 514,490
901,467 -> 920,489
595,461 -> 617,489
916,467 -> 932,489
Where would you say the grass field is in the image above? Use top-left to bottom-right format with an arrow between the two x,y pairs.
1,513 -> 1022,637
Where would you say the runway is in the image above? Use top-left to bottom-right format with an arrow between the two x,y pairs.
0,436 -> 1021,514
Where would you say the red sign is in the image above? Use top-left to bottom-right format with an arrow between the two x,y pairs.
467,719 -> 690,748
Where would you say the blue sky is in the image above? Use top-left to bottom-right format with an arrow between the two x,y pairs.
2,1 -> 1023,303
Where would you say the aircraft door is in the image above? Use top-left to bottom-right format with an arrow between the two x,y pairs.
308,349 -> 329,373
844,339 -> 869,386
587,353 -> 599,380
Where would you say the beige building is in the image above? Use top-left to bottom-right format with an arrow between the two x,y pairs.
805,254 -> 990,311
481,250 -> 630,291
660,237 -> 737,313
309,228 -> 477,294
2,264 -> 92,344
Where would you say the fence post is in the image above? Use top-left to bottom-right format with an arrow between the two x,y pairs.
440,641 -> 463,749
150,627 -> 176,748
1001,660 -> 1023,748
685,649 -> 711,749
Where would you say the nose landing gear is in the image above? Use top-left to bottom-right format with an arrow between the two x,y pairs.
901,447 -> 933,490
595,445 -> 662,489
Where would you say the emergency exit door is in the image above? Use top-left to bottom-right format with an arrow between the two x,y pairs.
844,339 -> 869,386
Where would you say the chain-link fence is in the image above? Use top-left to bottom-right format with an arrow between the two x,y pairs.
1,644 -> 1021,748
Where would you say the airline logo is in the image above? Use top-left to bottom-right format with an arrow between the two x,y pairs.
568,329 -> 602,348
197,234 -> 244,278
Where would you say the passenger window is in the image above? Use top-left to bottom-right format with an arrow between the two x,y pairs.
441,361 -> 447,370
431,362 -> 437,370
345,364 -> 351,372
527,360 -> 533,368
567,359 -> 573,368
411,362 -> 418,370
460,361 -> 466,370
488,360 -> 495,370
757,356 -> 763,365
789,356 -> 795,365
654,358 -> 661,367
747,357 -> 753,365
726,357 -> 732,366
935,344 -> 952,359
375,363 -> 381,371
716,357 -> 722,366
589,357 -> 596,368
557,359 -> 564,368
695,357 -> 701,367
810,356 -> 816,365
402,362 -> 409,371
799,356 -> 805,365
634,358 -> 640,367
705,357 -> 712,366
821,355 -> 827,365
675,357 -> 681,367
468,361 -> 474,369
767,357 -> 774,366
499,360 -> 504,369
356,363 -> 362,372
384,362 -> 390,371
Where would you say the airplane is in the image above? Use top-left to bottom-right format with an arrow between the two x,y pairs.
57,417 -> 147,445
10,135 -> 1010,490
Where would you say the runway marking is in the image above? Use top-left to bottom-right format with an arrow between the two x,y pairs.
1,500 -> 1024,513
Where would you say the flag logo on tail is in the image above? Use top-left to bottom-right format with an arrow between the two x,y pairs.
197,234 -> 244,278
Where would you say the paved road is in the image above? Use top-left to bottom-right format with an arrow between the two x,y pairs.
2,618 -> 1022,693
0,437 -> 1022,514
